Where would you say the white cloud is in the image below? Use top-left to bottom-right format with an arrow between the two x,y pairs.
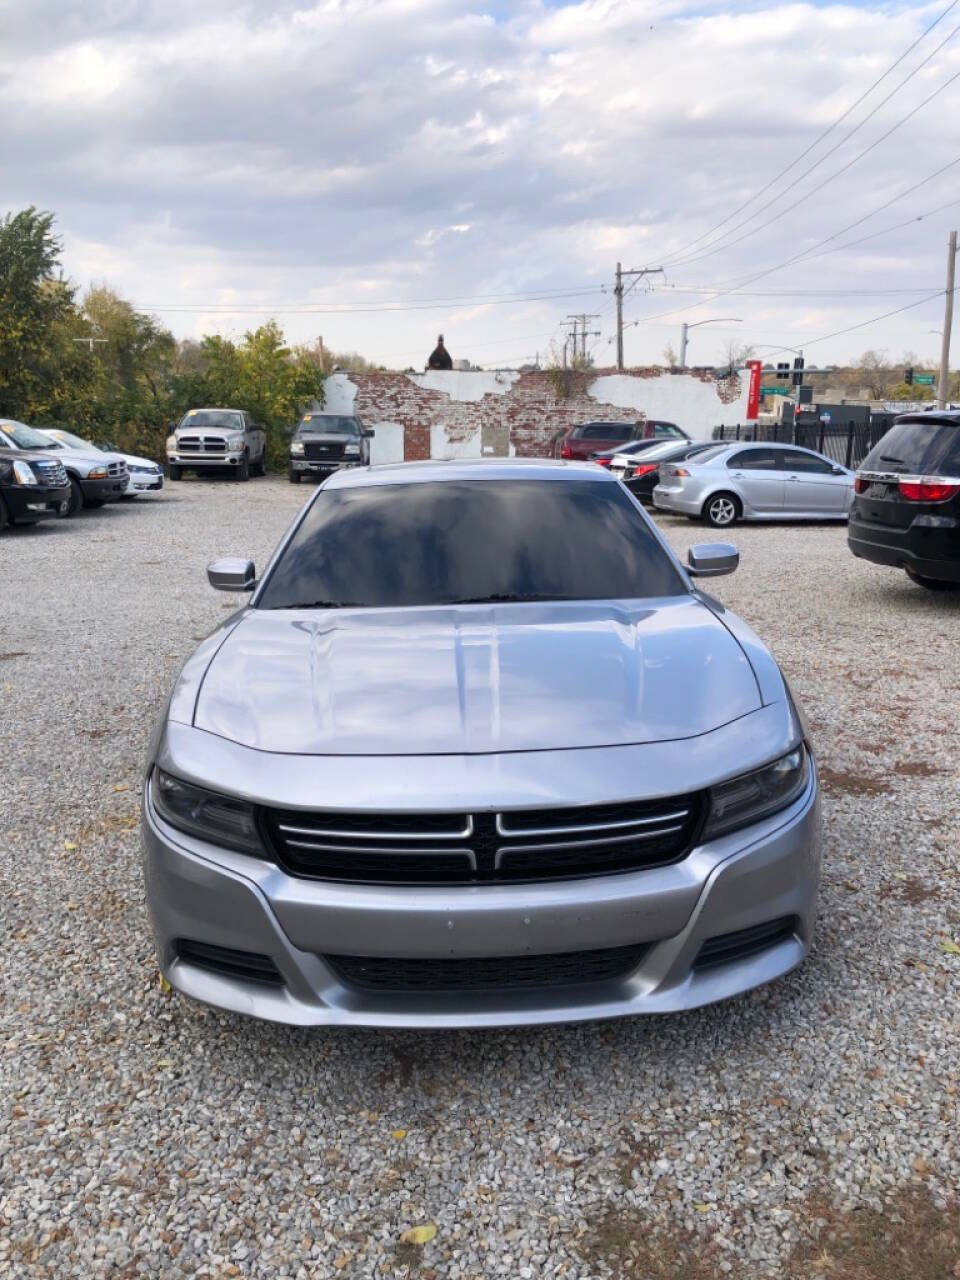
1,0 -> 957,370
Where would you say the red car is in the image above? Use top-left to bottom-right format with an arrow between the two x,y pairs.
555,419 -> 686,462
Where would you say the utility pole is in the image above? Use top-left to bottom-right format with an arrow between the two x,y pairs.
72,337 -> 107,353
614,265 -> 664,371
680,323 -> 688,370
565,314 -> 600,362
937,230 -> 957,410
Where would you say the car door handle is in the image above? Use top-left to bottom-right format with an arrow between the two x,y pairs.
786,475 -> 799,481
732,472 -> 744,478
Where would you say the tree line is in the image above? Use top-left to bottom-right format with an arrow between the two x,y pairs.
0,208 -> 380,470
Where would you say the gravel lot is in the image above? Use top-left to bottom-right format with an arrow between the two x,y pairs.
1,476 -> 958,1279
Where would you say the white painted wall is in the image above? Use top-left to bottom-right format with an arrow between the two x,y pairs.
368,422 -> 405,465
430,422 -> 483,460
588,373 -> 751,441
410,370 -> 519,402
321,376 -> 358,414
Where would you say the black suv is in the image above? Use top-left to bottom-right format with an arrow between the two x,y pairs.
0,446 -> 71,530
849,410 -> 960,590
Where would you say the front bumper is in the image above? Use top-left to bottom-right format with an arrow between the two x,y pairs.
2,483 -> 71,522
167,452 -> 245,468
290,457 -> 359,474
126,472 -> 164,493
81,474 -> 128,501
849,512 -> 960,582
142,765 -> 821,1028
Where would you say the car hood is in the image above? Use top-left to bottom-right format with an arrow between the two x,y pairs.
192,598 -> 763,755
41,445 -> 126,466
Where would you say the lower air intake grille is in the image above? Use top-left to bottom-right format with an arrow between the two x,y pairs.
694,917 -> 797,970
175,939 -> 284,986
324,945 -> 647,993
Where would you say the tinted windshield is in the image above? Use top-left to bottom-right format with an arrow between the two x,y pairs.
258,479 -> 684,609
297,415 -> 360,436
0,421 -> 56,449
180,410 -> 243,430
862,419 -> 960,474
578,423 -> 634,440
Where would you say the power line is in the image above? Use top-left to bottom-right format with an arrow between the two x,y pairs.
657,0 -> 960,266
758,290 -> 946,357
665,47 -> 960,270
137,286 -> 606,316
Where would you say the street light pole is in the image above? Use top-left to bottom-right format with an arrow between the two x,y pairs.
679,318 -> 743,369
937,230 -> 957,410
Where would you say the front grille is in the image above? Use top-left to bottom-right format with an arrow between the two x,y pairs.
303,440 -> 346,461
106,461 -> 128,477
175,939 -> 284,986
32,460 -> 68,487
694,917 -> 797,970
176,435 -> 227,455
325,944 -> 648,993
259,795 -> 704,886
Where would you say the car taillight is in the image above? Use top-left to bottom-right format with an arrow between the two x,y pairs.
631,463 -> 659,477
595,456 -> 612,467
898,479 -> 960,502
668,466 -> 690,478
560,443 -> 573,459
854,475 -> 868,493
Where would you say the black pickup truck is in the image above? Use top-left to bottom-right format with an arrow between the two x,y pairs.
0,445 -> 71,530
288,413 -> 374,483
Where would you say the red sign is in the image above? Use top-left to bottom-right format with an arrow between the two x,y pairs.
746,360 -> 762,420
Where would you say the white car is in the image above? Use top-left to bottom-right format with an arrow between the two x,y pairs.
37,429 -> 164,497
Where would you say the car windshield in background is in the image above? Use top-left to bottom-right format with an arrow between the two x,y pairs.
46,429 -> 96,450
862,419 -> 960,474
181,411 -> 243,430
297,416 -> 360,436
0,421 -> 57,449
258,479 -> 685,610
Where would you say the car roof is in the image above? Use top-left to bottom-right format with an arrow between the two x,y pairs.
183,407 -> 246,414
325,458 -> 615,489
895,410 -> 960,425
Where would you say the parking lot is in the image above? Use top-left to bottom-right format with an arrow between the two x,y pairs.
2,476 -> 958,1278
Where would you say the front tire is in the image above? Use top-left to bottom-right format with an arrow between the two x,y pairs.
288,468 -> 302,484
703,492 -> 741,528
252,452 -> 266,477
0,493 -> 10,532
905,568 -> 960,591
66,476 -> 84,517
235,454 -> 250,482
168,465 -> 182,481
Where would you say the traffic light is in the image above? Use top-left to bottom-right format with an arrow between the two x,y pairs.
776,362 -> 790,381
791,356 -> 805,386
904,367 -> 914,385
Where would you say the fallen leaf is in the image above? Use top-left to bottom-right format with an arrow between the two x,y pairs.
333,1253 -> 351,1270
940,938 -> 960,956
157,1059 -> 175,1069
399,1223 -> 437,1246
392,1129 -> 408,1141
112,784 -> 129,793
63,841 -> 77,852
694,1203 -> 713,1213
158,975 -> 172,995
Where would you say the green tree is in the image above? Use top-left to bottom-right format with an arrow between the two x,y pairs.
0,207 -> 91,419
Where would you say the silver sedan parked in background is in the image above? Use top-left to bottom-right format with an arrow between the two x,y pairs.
653,442 -> 854,527
142,460 -> 821,1029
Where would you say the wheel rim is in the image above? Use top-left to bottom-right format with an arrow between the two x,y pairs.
709,498 -> 735,525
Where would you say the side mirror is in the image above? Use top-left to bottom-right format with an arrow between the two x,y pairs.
687,543 -> 739,578
362,428 -> 375,439
831,465 -> 845,475
207,557 -> 256,592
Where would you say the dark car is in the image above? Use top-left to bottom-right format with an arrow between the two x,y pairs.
557,420 -> 689,462
0,441 -> 71,530
617,441 -> 721,502
289,413 -> 374,484
849,410 -> 960,590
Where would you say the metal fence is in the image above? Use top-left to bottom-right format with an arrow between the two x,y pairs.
710,419 -> 893,469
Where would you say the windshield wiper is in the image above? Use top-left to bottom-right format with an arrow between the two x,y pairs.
270,600 -> 366,609
445,592 -> 580,604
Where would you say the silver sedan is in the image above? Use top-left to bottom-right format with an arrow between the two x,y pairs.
653,442 -> 854,527
142,460 -> 821,1029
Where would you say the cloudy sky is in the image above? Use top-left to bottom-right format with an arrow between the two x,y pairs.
3,0 -> 958,370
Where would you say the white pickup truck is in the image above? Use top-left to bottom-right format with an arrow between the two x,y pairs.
166,408 -> 267,481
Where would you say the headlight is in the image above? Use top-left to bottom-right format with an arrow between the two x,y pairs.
344,444 -> 361,457
166,438 -> 176,453
151,769 -> 263,854
703,746 -> 809,840
290,441 -> 305,456
226,435 -> 245,449
12,460 -> 38,486
87,466 -> 109,479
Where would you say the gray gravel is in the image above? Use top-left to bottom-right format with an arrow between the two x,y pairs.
1,477 -> 958,1278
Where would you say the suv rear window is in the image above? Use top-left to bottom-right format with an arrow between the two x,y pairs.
576,423 -> 635,440
861,418 -> 960,475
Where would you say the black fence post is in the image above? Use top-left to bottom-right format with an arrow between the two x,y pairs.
844,424 -> 854,470
818,424 -> 825,454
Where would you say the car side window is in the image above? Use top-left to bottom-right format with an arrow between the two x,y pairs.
654,425 -> 682,438
727,449 -> 780,470
780,450 -> 834,474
